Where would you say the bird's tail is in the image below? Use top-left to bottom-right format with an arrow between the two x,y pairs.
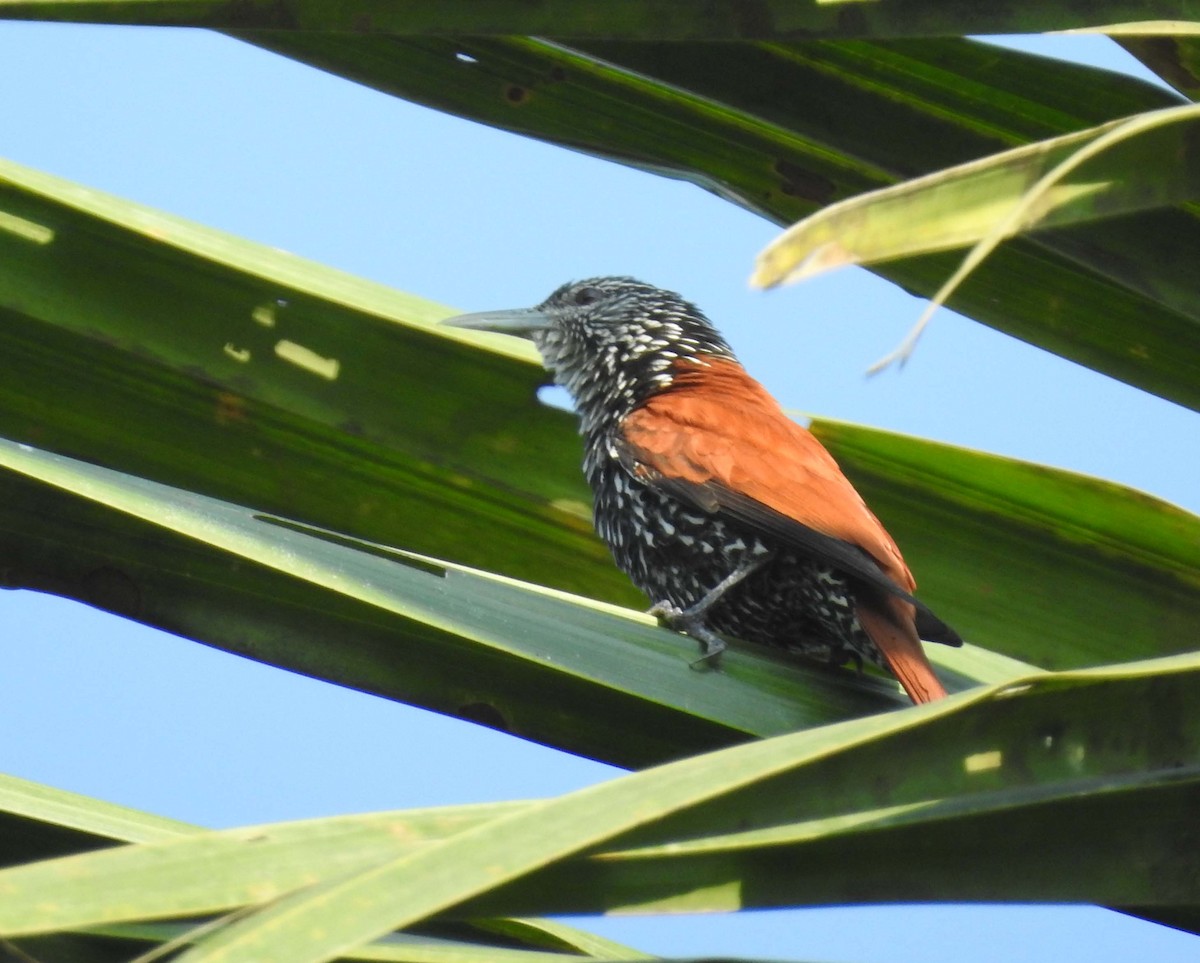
856,597 -> 949,704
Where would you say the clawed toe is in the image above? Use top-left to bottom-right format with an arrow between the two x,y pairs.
668,615 -> 727,670
649,600 -> 726,670
688,643 -> 725,671
648,600 -> 683,623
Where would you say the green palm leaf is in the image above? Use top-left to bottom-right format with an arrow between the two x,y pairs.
1,653 -> 1196,959
0,0 -> 1193,39
0,7 -> 1196,961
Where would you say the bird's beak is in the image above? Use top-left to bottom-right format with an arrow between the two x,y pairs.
441,307 -> 552,341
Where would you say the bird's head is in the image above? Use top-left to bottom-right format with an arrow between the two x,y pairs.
444,277 -> 735,424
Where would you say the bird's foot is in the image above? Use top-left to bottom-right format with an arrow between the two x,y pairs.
687,634 -> 726,670
649,600 -> 726,670
648,555 -> 773,670
647,599 -> 682,623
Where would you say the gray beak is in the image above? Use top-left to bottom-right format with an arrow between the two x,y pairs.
441,307 -> 552,341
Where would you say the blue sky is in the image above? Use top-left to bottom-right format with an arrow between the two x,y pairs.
0,21 -> 1196,963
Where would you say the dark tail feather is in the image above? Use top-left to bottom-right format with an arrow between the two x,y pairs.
914,602 -> 963,648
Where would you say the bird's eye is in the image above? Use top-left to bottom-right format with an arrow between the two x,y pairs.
572,286 -> 602,306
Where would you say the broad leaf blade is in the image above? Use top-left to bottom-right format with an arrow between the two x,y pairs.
25,654 -> 1181,962
0,773 -> 192,848
0,772 -> 195,873
0,0 -> 1192,39
0,154 -> 636,604
486,654 -> 1200,917
0,778 -> 647,961
752,107 -> 1200,286
42,923 -> 631,963
0,803 -> 509,934
0,435 -> 911,770
237,31 -> 1200,408
3,655 -> 1197,951
4,408 -> 1194,766
813,417 -> 1200,670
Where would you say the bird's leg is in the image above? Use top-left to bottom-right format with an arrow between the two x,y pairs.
658,551 -> 775,622
649,552 -> 773,667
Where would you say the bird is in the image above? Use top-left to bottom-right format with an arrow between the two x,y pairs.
445,277 -> 961,703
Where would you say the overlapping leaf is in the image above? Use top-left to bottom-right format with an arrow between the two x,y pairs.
0,774 -> 649,963
4,7 -> 1196,403
0,0 -> 1194,40
231,30 -> 1198,408
0,652 -> 1196,960
754,102 -> 1200,373
0,155 -> 635,604
4,416 -> 1196,771
0,434 -> 915,771
752,106 -> 1200,287
809,419 -> 1200,671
